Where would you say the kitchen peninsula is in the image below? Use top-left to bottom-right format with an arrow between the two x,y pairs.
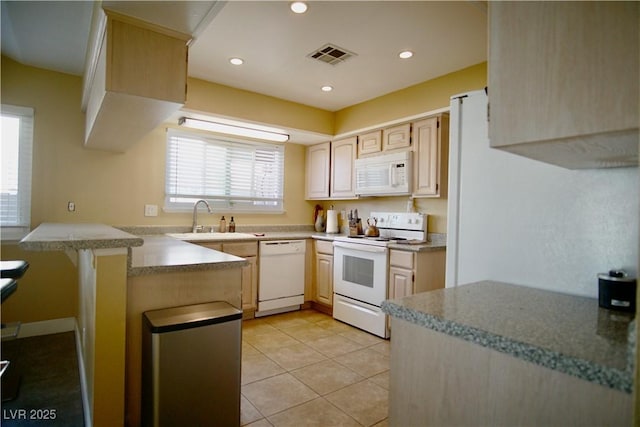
382,281 -> 635,426
19,224 -> 246,427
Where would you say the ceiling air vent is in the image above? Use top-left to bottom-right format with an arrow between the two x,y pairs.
307,43 -> 356,66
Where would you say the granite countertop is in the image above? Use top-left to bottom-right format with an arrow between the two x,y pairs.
128,235 -> 246,276
19,223 -> 143,251
167,231 -> 314,242
381,280 -> 635,394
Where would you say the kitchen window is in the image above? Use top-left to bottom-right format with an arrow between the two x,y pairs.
1,105 -> 34,240
165,129 -> 285,213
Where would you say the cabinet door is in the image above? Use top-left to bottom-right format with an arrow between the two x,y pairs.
306,142 -> 331,199
412,115 -> 448,198
241,256 -> 258,310
315,253 -> 333,306
488,2 -> 638,168
358,130 -> 382,157
198,242 -> 223,251
389,266 -> 413,299
383,123 -> 411,151
223,242 -> 258,257
330,137 -> 357,198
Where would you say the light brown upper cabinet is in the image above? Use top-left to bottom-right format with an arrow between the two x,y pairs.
488,2 -> 638,169
306,142 -> 331,199
83,10 -> 190,152
412,114 -> 449,198
358,130 -> 382,157
383,123 -> 411,152
330,137 -> 358,198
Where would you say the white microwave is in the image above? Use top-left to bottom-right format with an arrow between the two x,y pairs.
354,151 -> 412,196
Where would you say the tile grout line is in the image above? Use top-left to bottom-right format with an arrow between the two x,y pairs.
240,310 -> 389,426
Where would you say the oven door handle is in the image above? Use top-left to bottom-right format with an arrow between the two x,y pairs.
338,296 -> 381,316
332,241 -> 388,253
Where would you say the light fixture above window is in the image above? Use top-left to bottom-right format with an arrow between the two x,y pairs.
399,50 -> 414,59
321,85 -> 333,92
290,1 -> 308,14
178,117 -> 289,142
229,57 -> 244,65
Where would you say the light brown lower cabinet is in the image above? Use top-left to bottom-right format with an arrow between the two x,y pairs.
313,240 -> 334,310
388,249 -> 445,299
389,318 -> 632,426
198,241 -> 258,315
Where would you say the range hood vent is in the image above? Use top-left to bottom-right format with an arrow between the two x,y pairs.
307,43 -> 356,66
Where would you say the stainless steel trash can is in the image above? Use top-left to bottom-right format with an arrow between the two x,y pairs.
141,301 -> 242,427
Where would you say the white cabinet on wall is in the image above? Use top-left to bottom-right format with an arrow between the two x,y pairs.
358,130 -> 382,157
83,10 -> 190,152
383,123 -> 411,152
330,137 -> 357,198
305,142 -> 331,199
412,114 -> 449,198
488,1 -> 638,168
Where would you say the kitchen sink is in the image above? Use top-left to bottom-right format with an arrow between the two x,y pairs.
167,232 -> 258,241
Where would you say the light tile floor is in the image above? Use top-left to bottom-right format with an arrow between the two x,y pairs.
241,309 -> 390,427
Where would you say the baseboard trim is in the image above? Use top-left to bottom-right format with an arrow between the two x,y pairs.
310,301 -> 333,316
17,317 -> 76,338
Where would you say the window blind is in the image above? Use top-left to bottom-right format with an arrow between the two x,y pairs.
1,105 -> 34,239
165,129 -> 285,213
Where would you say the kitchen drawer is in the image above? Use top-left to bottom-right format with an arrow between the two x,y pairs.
390,250 -> 414,269
315,240 -> 334,255
223,242 -> 258,257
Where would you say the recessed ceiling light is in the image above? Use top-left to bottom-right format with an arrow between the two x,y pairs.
290,2 -> 308,14
399,50 -> 414,59
321,85 -> 333,92
229,57 -> 244,65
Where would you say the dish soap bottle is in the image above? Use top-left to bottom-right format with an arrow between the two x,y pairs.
219,216 -> 227,233
229,216 -> 236,233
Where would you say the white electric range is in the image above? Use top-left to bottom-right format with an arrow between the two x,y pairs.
332,212 -> 427,338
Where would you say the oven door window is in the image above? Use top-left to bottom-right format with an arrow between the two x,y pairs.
343,255 -> 374,288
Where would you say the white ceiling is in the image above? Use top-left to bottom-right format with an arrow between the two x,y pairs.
1,1 -> 487,140
189,1 -> 487,111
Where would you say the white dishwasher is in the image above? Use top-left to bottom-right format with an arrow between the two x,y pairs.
256,240 -> 306,317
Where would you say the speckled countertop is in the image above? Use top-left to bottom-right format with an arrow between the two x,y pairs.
19,223 -> 143,251
128,235 -> 246,276
381,281 -> 635,394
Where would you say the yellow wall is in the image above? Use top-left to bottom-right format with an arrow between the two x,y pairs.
0,56 -> 316,229
186,77 -> 335,136
0,244 -> 78,322
0,55 -> 486,323
335,62 -> 487,134
326,62 -> 487,234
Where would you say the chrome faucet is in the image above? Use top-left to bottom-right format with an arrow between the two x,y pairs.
192,199 -> 212,233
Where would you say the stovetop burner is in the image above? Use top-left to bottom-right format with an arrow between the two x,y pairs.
334,212 -> 428,247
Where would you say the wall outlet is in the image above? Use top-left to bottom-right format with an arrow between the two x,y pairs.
144,204 -> 158,217
67,201 -> 75,212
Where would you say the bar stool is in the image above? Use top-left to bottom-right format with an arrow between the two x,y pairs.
1,260 -> 29,280
1,260 -> 29,402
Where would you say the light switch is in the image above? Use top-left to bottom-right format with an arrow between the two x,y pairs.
144,204 -> 158,217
